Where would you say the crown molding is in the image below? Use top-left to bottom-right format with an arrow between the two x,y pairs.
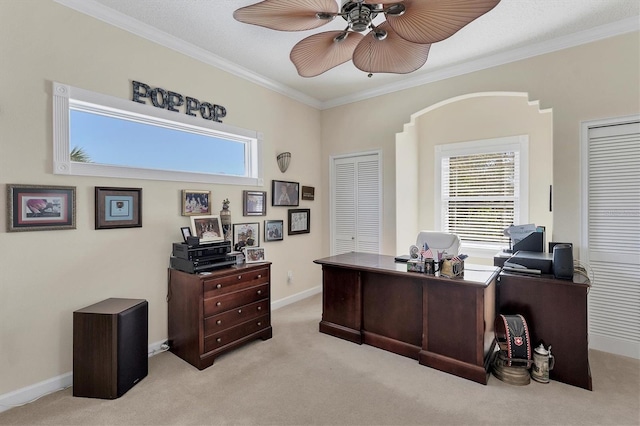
53,0 -> 323,109
54,0 -> 638,111
321,16 -> 640,109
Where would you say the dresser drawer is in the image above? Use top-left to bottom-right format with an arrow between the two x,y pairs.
204,314 -> 270,353
204,299 -> 269,336
204,283 -> 269,317
203,267 -> 269,298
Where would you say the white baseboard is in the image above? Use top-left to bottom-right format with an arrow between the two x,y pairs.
0,372 -> 72,414
590,333 -> 640,359
0,339 -> 168,414
0,288 -> 323,414
271,285 -> 322,311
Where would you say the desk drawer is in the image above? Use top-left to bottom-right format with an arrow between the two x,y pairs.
204,315 -> 270,353
204,284 -> 269,317
204,299 -> 269,336
203,267 -> 269,298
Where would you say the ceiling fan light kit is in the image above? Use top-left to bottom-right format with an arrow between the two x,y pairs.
234,0 -> 501,77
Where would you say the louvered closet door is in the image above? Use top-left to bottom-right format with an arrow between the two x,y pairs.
331,153 -> 381,255
586,120 -> 640,358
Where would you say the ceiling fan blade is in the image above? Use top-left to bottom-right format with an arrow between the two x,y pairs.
363,0 -> 404,4
290,31 -> 364,77
386,0 -> 500,44
352,22 -> 430,74
233,0 -> 339,31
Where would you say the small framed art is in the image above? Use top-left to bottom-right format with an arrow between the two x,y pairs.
95,187 -> 142,230
233,222 -> 260,250
180,226 -> 192,243
7,184 -> 76,232
243,190 -> 267,216
245,246 -> 265,263
182,190 -> 211,216
190,215 -> 224,242
288,208 -> 310,235
272,180 -> 299,207
301,186 -> 315,201
264,220 -> 284,242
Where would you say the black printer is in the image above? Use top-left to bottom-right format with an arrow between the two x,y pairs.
504,250 -> 553,274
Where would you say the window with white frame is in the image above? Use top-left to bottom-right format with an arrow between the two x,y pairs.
53,82 -> 263,186
435,136 -> 529,251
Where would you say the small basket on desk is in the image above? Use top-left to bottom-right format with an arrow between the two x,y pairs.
440,257 -> 464,278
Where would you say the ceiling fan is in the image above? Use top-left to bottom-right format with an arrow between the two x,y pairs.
234,0 -> 501,78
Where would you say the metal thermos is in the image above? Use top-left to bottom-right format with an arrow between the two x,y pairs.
531,344 -> 555,383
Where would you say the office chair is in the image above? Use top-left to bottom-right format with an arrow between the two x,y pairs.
416,231 -> 461,256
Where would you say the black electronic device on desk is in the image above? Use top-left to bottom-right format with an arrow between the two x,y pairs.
503,251 -> 553,275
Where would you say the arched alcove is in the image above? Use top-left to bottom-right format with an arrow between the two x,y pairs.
395,92 -> 553,264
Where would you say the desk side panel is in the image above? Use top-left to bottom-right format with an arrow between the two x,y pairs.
498,274 -> 592,390
320,266 -> 362,343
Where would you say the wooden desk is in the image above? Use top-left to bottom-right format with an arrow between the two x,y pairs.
314,252 -> 500,384
497,272 -> 592,390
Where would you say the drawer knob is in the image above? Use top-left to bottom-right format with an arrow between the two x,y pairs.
257,290 -> 262,295
216,284 -> 222,289
257,322 -> 262,327
217,338 -> 222,343
237,275 -> 242,280
238,309 -> 242,314
216,320 -> 222,325
257,306 -> 262,311
257,274 -> 262,278
216,302 -> 222,307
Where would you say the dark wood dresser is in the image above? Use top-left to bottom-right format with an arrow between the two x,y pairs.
167,263 -> 272,370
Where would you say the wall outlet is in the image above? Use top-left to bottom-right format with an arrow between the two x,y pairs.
287,270 -> 293,283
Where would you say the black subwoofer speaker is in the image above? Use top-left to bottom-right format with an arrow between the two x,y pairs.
73,298 -> 148,399
553,244 -> 574,280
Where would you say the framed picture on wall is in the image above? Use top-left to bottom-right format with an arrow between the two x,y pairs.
182,190 -> 211,216
243,190 -> 267,216
288,208 -> 310,235
264,219 -> 284,242
233,222 -> 260,250
7,184 -> 76,232
95,187 -> 142,230
272,180 -> 299,207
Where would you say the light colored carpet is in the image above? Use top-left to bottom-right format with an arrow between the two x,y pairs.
1,293 -> 639,425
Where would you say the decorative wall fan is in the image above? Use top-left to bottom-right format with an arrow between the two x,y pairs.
234,0 -> 501,77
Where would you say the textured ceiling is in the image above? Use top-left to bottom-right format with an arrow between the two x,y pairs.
57,0 -> 639,108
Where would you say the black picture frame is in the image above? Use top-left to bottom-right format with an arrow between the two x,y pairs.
6,184 -> 76,232
288,208 -> 310,235
264,219 -> 284,242
272,180 -> 299,206
180,226 -> 191,243
95,187 -> 142,230
243,190 -> 267,216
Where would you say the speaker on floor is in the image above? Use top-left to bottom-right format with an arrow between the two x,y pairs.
73,298 -> 148,399
553,244 -> 574,280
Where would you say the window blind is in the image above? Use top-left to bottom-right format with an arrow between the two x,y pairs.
442,152 -> 519,244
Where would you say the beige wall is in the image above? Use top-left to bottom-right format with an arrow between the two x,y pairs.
321,32 -> 640,258
395,93 -> 553,264
1,0 -> 639,400
0,1 -> 322,395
